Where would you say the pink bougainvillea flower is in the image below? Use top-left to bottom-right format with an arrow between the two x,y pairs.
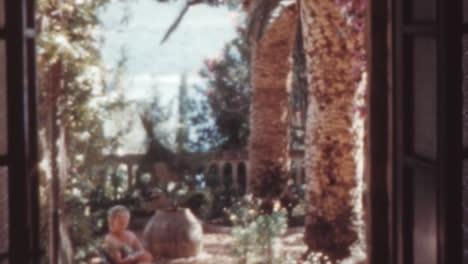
204,58 -> 219,72
205,88 -> 215,96
236,26 -> 246,35
353,104 -> 367,118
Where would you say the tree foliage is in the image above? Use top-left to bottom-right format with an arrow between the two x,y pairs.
176,73 -> 191,153
37,0 -> 136,262
191,32 -> 251,151
157,0 -> 240,43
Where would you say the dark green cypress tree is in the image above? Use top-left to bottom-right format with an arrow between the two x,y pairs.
176,73 -> 190,153
190,32 -> 251,152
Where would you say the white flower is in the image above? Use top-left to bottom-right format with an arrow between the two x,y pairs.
167,181 -> 176,192
141,173 -> 151,183
273,200 -> 281,212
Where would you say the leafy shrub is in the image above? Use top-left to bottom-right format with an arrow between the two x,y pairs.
229,196 -> 290,264
301,252 -> 333,264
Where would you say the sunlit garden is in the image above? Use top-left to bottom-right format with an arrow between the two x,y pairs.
37,0 -> 367,263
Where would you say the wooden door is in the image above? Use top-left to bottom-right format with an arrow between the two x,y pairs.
0,0 -> 40,263
393,0 -> 463,263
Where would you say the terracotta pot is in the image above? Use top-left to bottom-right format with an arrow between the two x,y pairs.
143,207 -> 203,258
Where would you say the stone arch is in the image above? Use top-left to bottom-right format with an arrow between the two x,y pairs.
232,161 -> 239,187
237,162 -> 247,194
205,163 -> 220,188
290,161 -> 299,185
114,162 -> 134,191
223,162 -> 233,188
299,164 -> 305,186
290,160 -> 304,186
247,3 -> 298,199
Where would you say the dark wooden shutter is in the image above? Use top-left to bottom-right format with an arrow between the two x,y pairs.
460,1 -> 468,263
393,0 -> 462,263
0,0 -> 40,263
0,1 -> 8,262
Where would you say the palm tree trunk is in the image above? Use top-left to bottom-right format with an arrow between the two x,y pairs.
248,4 -> 298,206
300,0 -> 365,261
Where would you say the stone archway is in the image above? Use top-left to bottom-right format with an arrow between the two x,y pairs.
223,162 -> 233,188
243,0 -> 367,262
237,162 -> 248,194
247,2 -> 298,202
205,163 -> 221,188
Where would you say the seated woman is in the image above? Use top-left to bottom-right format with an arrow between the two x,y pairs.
103,205 -> 153,264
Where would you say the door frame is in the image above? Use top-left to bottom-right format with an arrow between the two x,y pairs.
388,0 -> 462,263
366,0 -> 392,263
2,0 -> 41,263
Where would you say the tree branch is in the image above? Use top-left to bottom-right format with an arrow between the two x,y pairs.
220,103 -> 249,113
160,0 -> 205,44
245,0 -> 282,43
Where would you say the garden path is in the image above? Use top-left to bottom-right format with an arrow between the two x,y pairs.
141,226 -> 306,264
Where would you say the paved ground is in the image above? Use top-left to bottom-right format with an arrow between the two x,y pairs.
151,226 -> 307,264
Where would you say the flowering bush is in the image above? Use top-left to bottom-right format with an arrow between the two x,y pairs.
301,252 -> 333,264
229,196 -> 289,264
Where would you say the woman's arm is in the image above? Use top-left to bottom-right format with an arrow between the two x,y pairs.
110,250 -> 143,264
127,231 -> 153,261
118,254 -> 140,264
128,231 -> 148,253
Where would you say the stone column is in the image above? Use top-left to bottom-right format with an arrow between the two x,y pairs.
300,0 -> 365,261
245,162 -> 250,193
127,163 -> 133,189
232,162 -> 239,188
247,4 -> 297,200
217,161 -> 224,186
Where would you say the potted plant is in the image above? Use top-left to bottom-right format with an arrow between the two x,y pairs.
142,181 -> 203,259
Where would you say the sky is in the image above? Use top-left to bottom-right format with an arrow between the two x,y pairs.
99,0 -> 239,101
98,0 -> 239,153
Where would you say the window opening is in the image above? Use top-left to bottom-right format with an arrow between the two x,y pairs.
36,0 -> 369,263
